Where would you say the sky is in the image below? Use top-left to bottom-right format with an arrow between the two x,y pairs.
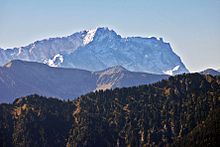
0,0 -> 220,72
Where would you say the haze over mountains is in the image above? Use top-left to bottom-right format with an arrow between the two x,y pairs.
0,60 -> 168,103
0,27 -> 188,75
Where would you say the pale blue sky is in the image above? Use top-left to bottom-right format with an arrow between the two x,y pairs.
0,0 -> 220,71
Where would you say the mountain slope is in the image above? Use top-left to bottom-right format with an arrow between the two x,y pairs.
0,27 -> 188,75
0,60 -> 168,103
94,65 -> 168,90
0,60 -> 97,103
0,73 -> 219,146
67,73 -> 220,146
200,68 -> 220,76
173,108 -> 220,147
0,95 -> 75,147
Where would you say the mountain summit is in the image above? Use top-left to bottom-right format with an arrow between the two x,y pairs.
0,27 -> 188,75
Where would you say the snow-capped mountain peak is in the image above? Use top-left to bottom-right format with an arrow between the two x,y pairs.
0,27 -> 189,75
82,27 -> 119,45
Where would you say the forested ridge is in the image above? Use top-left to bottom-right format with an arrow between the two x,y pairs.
0,73 -> 220,147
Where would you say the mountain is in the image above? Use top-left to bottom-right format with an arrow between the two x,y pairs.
0,27 -> 188,75
94,65 -> 168,91
0,60 -> 168,103
1,73 -> 219,146
200,68 -> 220,76
0,60 -> 97,103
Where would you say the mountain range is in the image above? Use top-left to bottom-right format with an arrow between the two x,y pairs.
0,26 -> 219,146
0,60 -> 168,103
1,73 -> 219,146
0,27 -> 188,75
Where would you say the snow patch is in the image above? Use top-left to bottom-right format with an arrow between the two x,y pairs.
163,65 -> 180,75
29,44 -> 36,53
45,54 -> 64,67
17,48 -> 22,56
173,65 -> 180,71
83,29 -> 97,45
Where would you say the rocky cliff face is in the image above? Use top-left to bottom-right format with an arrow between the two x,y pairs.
0,27 -> 188,75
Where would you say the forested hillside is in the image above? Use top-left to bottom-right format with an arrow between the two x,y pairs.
0,96 -> 75,147
1,73 -> 219,147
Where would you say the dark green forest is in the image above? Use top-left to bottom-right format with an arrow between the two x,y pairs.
0,73 -> 220,147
